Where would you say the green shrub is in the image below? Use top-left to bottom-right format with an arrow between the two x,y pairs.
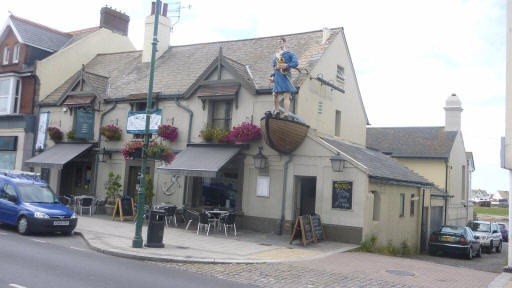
104,172 -> 122,206
360,236 -> 412,256
360,235 -> 378,252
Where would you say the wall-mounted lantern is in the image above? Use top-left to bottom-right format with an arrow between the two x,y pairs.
99,147 -> 112,163
330,152 -> 345,172
253,146 -> 267,169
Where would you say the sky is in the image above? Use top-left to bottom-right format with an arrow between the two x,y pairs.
0,0 -> 508,194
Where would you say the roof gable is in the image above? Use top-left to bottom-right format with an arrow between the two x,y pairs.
366,127 -> 458,158
321,137 -> 431,186
4,15 -> 72,52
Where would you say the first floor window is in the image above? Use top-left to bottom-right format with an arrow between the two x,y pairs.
210,100 -> 232,130
12,44 -> 19,64
336,65 -> 345,82
0,77 -> 20,114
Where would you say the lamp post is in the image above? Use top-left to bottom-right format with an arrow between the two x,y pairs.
133,0 -> 161,248
330,152 -> 345,172
253,146 -> 267,169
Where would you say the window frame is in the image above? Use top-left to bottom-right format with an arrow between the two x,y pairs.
2,46 -> 10,65
336,65 -> 345,83
399,193 -> 405,217
0,76 -> 20,115
12,44 -> 19,64
210,100 -> 233,130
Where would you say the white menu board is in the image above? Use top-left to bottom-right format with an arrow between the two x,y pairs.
35,111 -> 49,150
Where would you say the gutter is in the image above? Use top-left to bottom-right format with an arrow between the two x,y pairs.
93,101 -> 118,197
279,154 -> 293,235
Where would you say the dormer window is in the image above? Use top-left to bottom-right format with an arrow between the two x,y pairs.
3,46 -> 10,65
12,44 -> 19,64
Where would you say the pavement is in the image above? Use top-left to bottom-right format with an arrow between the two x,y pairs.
75,215 -> 357,264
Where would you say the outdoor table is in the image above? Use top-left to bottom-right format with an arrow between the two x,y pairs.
207,210 -> 229,231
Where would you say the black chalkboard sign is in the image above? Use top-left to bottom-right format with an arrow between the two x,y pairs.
332,181 -> 353,210
121,197 -> 133,217
302,215 -> 314,242
112,197 -> 135,221
290,215 -> 317,247
311,214 -> 324,240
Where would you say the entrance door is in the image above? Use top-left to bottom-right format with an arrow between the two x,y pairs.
127,166 -> 151,198
60,162 -> 92,196
297,177 -> 316,216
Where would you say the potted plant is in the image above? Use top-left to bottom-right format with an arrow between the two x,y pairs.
104,172 -> 122,215
66,130 -> 76,140
121,140 -> 144,159
157,124 -> 178,142
100,124 -> 122,141
47,126 -> 63,143
199,127 -> 216,142
228,122 -> 262,143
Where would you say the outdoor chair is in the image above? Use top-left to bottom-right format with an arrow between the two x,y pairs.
183,208 -> 199,230
197,211 -> 211,236
78,197 -> 94,216
162,205 -> 177,227
222,213 -> 237,237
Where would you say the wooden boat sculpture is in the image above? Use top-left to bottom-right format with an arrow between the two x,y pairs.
260,112 -> 310,154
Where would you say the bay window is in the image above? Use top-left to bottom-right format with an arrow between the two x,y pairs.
0,77 -> 21,114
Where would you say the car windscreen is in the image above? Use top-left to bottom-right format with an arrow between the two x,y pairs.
468,222 -> 490,232
17,184 -> 57,203
440,226 -> 464,234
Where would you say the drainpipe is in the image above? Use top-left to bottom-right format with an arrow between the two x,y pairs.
444,160 -> 449,225
279,154 -> 294,235
92,101 -> 117,197
420,187 -> 426,252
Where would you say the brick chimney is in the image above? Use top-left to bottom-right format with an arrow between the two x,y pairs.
142,1 -> 171,63
100,6 -> 130,36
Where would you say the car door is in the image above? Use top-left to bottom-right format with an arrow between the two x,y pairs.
492,223 -> 502,244
0,183 -> 19,225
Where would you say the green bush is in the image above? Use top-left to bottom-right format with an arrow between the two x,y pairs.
360,235 -> 378,252
104,172 -> 122,206
359,236 -> 411,256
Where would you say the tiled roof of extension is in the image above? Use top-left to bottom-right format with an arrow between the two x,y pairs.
41,28 -> 342,103
366,127 -> 458,158
322,137 -> 432,186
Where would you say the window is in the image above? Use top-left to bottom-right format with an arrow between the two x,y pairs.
336,65 -> 345,82
410,194 -> 415,216
461,165 -> 466,201
210,100 -> 232,130
0,77 -> 20,114
372,191 -> 380,221
2,46 -> 9,65
1,184 -> 17,201
12,44 -> 19,64
399,193 -> 405,217
335,110 -> 341,137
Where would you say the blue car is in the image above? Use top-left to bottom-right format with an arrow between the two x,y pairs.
0,170 -> 77,235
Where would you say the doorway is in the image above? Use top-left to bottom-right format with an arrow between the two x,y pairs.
126,166 -> 151,199
60,162 -> 92,196
294,176 -> 316,218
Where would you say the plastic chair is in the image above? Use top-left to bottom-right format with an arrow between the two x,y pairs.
79,197 -> 94,216
223,213 -> 237,237
183,208 -> 199,230
162,205 -> 177,227
197,211 -> 211,236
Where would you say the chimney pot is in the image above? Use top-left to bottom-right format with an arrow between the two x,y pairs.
163,3 -> 168,17
151,2 -> 156,15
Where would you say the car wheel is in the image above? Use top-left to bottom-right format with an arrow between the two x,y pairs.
62,230 -> 74,236
467,246 -> 473,260
17,216 -> 30,235
497,241 -> 502,253
428,247 -> 436,256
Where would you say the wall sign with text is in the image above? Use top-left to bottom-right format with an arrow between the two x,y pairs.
332,181 -> 353,210
126,109 -> 162,134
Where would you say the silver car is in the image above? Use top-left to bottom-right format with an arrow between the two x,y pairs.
467,221 -> 503,253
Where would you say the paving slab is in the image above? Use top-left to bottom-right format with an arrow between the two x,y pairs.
75,215 -> 357,263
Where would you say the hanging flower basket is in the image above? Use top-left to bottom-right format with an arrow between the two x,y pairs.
121,140 -> 175,163
121,140 -> 144,160
227,122 -> 262,143
100,125 -> 122,141
47,126 -> 63,143
199,127 -> 215,142
157,124 -> 178,142
66,130 -> 75,140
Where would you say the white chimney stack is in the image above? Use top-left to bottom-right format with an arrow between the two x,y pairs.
142,2 -> 171,63
444,93 -> 463,131
322,27 -> 331,44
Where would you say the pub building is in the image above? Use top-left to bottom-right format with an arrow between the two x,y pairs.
25,5 -> 436,251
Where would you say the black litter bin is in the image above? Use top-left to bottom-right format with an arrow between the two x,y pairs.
145,209 -> 166,248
